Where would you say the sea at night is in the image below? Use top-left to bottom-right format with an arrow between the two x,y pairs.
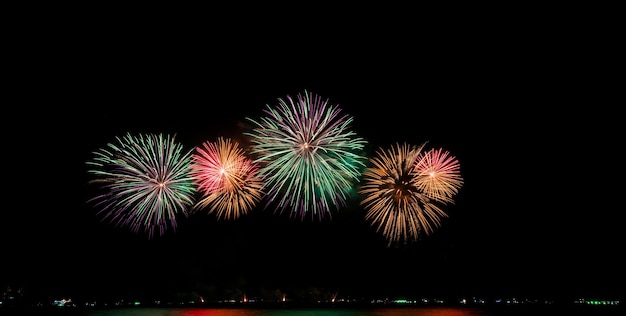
0,307 -> 622,316
1,303 -> 621,316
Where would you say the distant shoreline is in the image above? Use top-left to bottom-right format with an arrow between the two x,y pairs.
1,298 -> 620,310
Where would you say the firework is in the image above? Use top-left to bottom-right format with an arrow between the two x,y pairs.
86,133 -> 196,238
190,137 -> 264,220
244,90 -> 368,220
414,147 -> 464,203
359,142 -> 449,246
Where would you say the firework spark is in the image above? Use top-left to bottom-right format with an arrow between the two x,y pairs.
190,137 -> 264,220
414,147 -> 464,203
244,89 -> 368,220
85,133 -> 196,238
359,142 -> 450,246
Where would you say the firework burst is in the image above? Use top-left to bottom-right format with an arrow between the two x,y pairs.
85,133 -> 196,238
190,137 -> 264,220
359,142 -> 450,246
414,147 -> 464,203
244,89 -> 368,220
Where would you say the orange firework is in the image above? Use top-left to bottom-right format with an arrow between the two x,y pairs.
190,137 -> 264,220
359,142 -> 462,247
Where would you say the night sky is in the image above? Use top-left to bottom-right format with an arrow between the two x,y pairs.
2,15 -> 623,304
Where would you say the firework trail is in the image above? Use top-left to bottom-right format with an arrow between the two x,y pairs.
190,137 -> 264,220
85,133 -> 196,238
359,142 -> 452,246
244,89 -> 368,220
414,147 -> 464,204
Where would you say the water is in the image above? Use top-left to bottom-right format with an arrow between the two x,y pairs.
52,307 -> 484,315
0,307 -> 487,316
0,306 -> 621,316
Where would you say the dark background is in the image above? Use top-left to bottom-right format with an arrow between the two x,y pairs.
2,9 -> 622,304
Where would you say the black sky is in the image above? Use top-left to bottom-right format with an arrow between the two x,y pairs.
2,12 -> 623,304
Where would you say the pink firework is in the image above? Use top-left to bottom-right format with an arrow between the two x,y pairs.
190,137 -> 264,220
414,147 -> 464,204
